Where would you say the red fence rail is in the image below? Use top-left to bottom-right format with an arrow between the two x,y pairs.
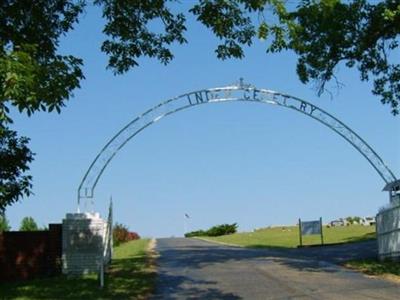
0,224 -> 62,281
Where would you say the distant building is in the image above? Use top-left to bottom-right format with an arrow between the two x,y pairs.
329,219 -> 345,227
360,216 -> 376,226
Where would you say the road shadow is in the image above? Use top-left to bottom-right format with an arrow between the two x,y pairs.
154,238 -> 378,274
152,273 -> 241,299
342,231 -> 376,243
151,238 -> 400,299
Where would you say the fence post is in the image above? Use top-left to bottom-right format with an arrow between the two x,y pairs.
99,256 -> 104,288
320,217 -> 324,245
298,218 -> 303,247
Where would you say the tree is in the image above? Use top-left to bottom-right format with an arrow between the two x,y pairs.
285,0 -> 400,115
0,0 -> 84,123
94,0 -> 400,114
0,213 -> 11,232
2,1 -> 399,124
0,0 -> 83,210
345,216 -> 354,225
0,126 -> 34,212
19,216 -> 39,231
1,0 -> 399,209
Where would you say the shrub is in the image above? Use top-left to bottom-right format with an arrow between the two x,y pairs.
206,223 -> 238,236
113,223 -> 140,246
127,231 -> 140,241
185,230 -> 207,238
113,223 -> 129,246
19,216 -> 39,231
185,223 -> 238,237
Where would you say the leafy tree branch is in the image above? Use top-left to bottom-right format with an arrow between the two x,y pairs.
1,0 -> 399,210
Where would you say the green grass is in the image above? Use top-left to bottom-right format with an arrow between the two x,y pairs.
199,225 -> 375,248
345,259 -> 400,282
0,239 -> 156,299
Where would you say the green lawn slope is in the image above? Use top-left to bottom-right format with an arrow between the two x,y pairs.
199,225 -> 375,248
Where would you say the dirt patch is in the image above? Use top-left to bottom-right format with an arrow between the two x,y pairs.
148,238 -> 159,269
344,262 -> 400,284
145,239 -> 159,299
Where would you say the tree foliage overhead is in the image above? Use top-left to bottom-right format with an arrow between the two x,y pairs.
90,0 -> 400,115
0,0 -> 84,122
1,0 -> 399,210
1,0 -> 399,124
287,0 -> 400,115
95,0 -> 187,74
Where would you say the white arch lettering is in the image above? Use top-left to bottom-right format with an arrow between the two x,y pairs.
77,82 -> 397,207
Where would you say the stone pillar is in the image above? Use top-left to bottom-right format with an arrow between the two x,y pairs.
62,213 -> 106,275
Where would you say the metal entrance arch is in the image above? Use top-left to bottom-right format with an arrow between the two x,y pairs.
77,80 -> 397,209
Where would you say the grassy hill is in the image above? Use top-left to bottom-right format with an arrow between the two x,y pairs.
199,225 -> 376,248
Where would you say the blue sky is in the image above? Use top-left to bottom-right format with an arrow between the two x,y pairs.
6,5 -> 400,237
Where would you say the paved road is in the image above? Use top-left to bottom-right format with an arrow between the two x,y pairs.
152,238 -> 400,299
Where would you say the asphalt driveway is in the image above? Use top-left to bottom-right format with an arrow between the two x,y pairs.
152,238 -> 399,299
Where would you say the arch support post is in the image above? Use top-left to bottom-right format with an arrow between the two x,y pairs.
383,179 -> 400,204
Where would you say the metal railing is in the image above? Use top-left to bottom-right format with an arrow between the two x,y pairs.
78,80 -> 397,209
100,198 -> 113,288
